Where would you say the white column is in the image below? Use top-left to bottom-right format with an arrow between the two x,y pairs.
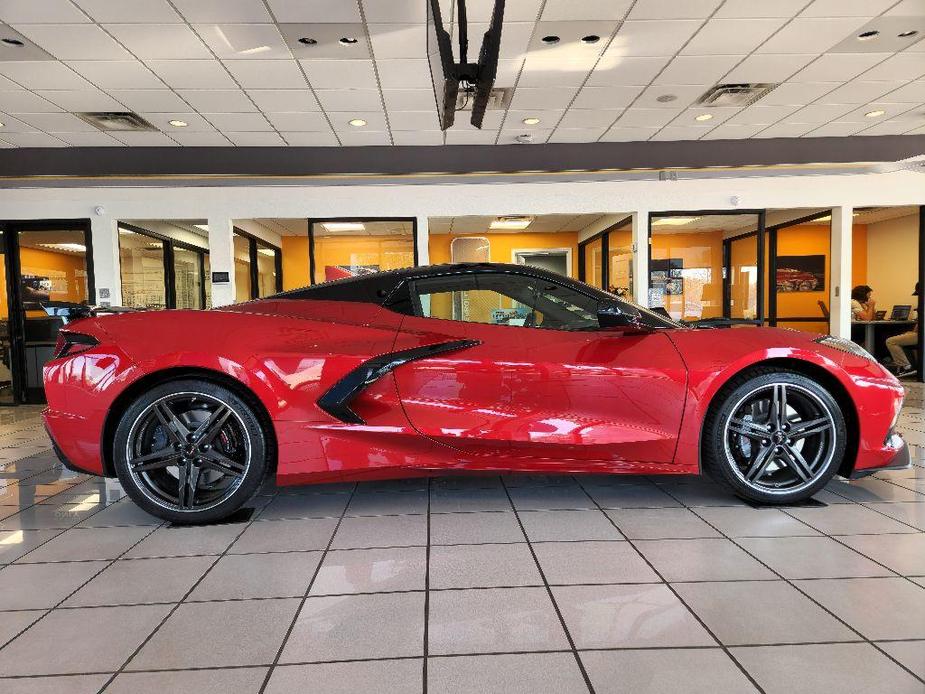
631,210 -> 649,306
415,216 -> 429,266
90,215 -> 121,306
207,216 -> 236,307
830,205 -> 853,339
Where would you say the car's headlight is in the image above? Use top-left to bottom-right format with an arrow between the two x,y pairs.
813,335 -> 874,361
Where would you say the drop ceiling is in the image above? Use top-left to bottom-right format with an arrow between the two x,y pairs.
430,213 -> 607,233
0,0 -> 922,149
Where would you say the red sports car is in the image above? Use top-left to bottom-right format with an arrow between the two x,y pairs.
43,263 -> 909,524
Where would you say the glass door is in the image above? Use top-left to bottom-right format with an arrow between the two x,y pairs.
769,212 -> 832,334
724,231 -> 761,321
0,230 -> 12,404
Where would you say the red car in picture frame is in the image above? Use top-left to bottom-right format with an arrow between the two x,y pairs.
43,263 -> 909,524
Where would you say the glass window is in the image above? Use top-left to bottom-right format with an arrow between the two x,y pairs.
729,234 -> 758,320
233,233 -> 252,303
411,273 -> 599,331
256,243 -> 279,297
582,237 -> 603,289
311,220 -> 414,285
173,247 -> 203,309
607,226 -> 633,299
119,227 -> 166,309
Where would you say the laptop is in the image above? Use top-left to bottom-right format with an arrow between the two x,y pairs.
875,310 -> 887,320
890,305 -> 912,321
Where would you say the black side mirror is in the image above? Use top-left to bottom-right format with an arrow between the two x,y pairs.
598,300 -> 644,329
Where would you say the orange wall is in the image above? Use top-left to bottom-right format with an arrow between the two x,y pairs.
429,232 -> 579,276
281,236 -> 309,290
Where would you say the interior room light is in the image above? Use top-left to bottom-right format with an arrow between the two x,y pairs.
522,117 -> 540,125
348,118 -> 367,127
695,113 -> 713,121
652,216 -> 701,226
541,35 -> 560,44
490,216 -> 534,230
898,30 -> 918,38
193,224 -> 209,232
1,38 -> 24,47
865,109 -> 886,118
41,243 -> 86,253
257,247 -> 276,256
857,30 -> 880,40
322,222 -> 366,232
298,37 -> 318,45
581,35 -> 600,44
168,120 -> 188,127
339,37 -> 359,45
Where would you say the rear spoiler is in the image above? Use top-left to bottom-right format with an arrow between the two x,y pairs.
41,301 -> 140,324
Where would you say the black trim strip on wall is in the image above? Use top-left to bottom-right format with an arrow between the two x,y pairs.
306,217 -> 418,286
317,339 -> 480,424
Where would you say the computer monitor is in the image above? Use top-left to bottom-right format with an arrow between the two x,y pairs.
890,305 -> 912,320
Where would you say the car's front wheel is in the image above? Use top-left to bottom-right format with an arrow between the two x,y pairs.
702,369 -> 846,504
113,379 -> 267,524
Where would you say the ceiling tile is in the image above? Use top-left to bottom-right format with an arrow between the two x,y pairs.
599,125 -> 659,141
246,89 -> 320,111
0,131 -> 66,146
314,89 -> 382,111
858,119 -> 921,136
337,129 -> 391,146
861,54 -> 925,82
800,0 -> 894,17
440,127 -> 496,144
0,74 -> 21,89
725,104 -> 801,125
73,0 -> 182,23
106,24 -> 211,59
281,130 -> 338,145
654,55 -> 743,85
759,81 -> 839,105
265,111 -> 330,131
300,59 -> 377,89
668,106 -> 741,126
145,60 -> 236,89
587,55 -> 670,86
879,81 -> 925,103
107,89 -> 191,111
0,90 -> 61,111
547,126 -> 609,142
509,87 -> 580,110
723,54 -> 818,83
807,121 -> 864,136
170,130 -> 232,145
224,131 -> 286,146
278,23 -> 371,60
376,59 -> 431,89
649,125 -> 709,141
787,103 -> 856,123
757,17 -> 873,53
614,108 -> 678,127
65,61 -> 165,89
391,130 -> 444,145
0,112 -> 40,131
715,0 -> 807,18
838,102 -> 919,122
0,61 -> 92,89
464,0 -> 543,23
389,110 -> 439,130
15,24 -> 133,59
36,89 -> 125,111
140,112 -> 216,131
518,58 -> 597,88
606,20 -> 702,57
194,24 -> 292,60
171,0 -> 272,23
790,53 -> 891,82
329,111 -> 387,131
542,0 -> 632,21
0,26 -> 57,60
494,59 -> 522,87
628,0 -> 722,20
0,0 -> 89,23
112,131 -> 179,146
176,89 -> 257,112
224,59 -> 306,88
818,81 -> 907,105
557,109 -> 622,128
886,0 -> 925,15
682,18 -> 787,55
634,84 -> 708,109
752,122 -> 817,138
205,112 -> 271,131
382,89 -> 437,111
368,24 -> 425,59
361,0 -> 425,23
14,112 -> 98,131
268,0 -> 360,22
54,131 -> 123,146
701,122 -> 767,139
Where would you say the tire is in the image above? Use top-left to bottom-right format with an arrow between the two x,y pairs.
702,368 -> 846,504
113,379 -> 267,524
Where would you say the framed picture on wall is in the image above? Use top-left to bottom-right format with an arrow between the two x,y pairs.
776,255 -> 825,292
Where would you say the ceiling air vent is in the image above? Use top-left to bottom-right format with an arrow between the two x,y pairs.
696,83 -> 777,108
76,112 -> 157,132
455,87 -> 511,111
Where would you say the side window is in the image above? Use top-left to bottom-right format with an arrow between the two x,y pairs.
410,273 -> 600,331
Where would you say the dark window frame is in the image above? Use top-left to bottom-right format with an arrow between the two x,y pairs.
306,217 -> 419,286
577,216 -> 632,290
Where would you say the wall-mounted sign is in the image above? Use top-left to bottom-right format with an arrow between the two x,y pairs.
212,271 -> 230,284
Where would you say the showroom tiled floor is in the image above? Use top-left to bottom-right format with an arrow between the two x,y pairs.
0,390 -> 924,694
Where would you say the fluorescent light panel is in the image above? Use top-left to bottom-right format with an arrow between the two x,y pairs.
490,216 -> 534,230
652,216 -> 701,226
321,222 -> 366,232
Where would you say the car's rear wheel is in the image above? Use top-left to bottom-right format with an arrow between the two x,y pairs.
113,379 -> 267,524
702,369 -> 846,504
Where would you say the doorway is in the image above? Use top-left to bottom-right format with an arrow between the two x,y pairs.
514,249 -> 570,277
0,220 -> 94,404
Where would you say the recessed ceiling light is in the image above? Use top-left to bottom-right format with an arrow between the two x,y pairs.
695,113 -> 713,121
541,35 -> 560,44
1,38 -> 24,47
491,216 -> 534,230
348,118 -> 367,127
865,109 -> 886,118
898,30 -> 919,38
522,117 -> 540,125
168,119 -> 188,127
581,34 -> 600,44
339,37 -> 359,45
298,37 -> 317,45
656,94 -> 677,103
322,222 -> 365,232
857,30 -> 880,41
40,243 -> 86,253
0,121 -> 4,128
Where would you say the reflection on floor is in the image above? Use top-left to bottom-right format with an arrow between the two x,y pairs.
1,390 -> 924,694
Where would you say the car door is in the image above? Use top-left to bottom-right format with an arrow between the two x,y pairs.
389,269 -> 688,469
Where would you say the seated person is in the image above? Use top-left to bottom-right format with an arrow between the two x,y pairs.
850,285 -> 876,321
886,282 -> 919,378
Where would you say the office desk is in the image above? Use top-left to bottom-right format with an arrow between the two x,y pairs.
852,320 -> 915,355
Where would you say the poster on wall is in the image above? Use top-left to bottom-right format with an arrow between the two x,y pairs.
324,264 -> 380,282
21,274 -> 52,309
648,258 -> 684,306
776,255 -> 825,292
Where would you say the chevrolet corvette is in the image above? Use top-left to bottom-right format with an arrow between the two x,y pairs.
43,262 -> 909,523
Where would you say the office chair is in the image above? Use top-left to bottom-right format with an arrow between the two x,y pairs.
817,300 -> 829,319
